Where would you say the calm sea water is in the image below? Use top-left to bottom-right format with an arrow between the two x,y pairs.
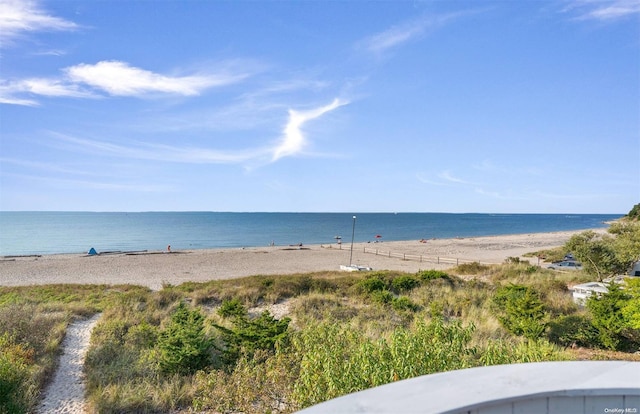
0,212 -> 622,256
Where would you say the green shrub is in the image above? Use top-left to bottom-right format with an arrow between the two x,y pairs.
492,285 -> 548,339
157,302 -> 212,375
213,300 -> 291,366
369,290 -> 394,305
417,270 -> 449,281
587,282 -> 636,351
391,296 -> 419,312
391,275 -> 420,292
547,315 -> 600,348
218,298 -> 247,319
357,276 -> 387,294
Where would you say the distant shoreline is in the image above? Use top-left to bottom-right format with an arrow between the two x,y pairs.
0,211 -> 619,257
0,228 -> 604,290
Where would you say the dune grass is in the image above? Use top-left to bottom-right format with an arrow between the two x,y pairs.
0,264 -> 637,413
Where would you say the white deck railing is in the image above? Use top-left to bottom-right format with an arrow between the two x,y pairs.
296,361 -> 640,414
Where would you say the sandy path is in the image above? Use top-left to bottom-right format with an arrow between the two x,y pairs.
38,314 -> 101,414
0,230 -> 604,290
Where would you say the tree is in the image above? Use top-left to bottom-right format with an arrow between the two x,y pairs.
157,302 -> 212,375
608,221 -> 640,275
622,278 -> 640,331
565,231 -> 619,281
625,203 -> 640,221
492,285 -> 548,340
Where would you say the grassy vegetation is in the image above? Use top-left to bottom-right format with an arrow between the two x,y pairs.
1,262 -> 639,413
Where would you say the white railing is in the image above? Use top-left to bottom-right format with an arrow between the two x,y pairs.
296,361 -> 640,414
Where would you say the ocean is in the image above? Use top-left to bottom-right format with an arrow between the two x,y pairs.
0,212 -> 622,256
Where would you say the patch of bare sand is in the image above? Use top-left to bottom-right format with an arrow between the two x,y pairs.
38,314 -> 101,414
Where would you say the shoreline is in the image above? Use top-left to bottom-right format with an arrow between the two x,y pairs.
0,229 -> 604,290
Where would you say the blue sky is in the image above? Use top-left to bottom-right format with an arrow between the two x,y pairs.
0,0 -> 638,214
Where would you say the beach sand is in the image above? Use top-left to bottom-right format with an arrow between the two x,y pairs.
0,229 -> 601,290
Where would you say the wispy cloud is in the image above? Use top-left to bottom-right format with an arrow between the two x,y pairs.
0,0 -> 78,46
0,60 -> 250,105
417,170 -> 481,186
42,98 -> 348,167
65,60 -> 247,97
438,170 -> 476,185
48,132 -> 262,164
360,11 -> 472,55
272,98 -> 348,161
563,0 -> 640,21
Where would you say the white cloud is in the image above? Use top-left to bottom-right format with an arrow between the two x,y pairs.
0,60 -> 249,105
42,98 -> 348,167
272,98 -> 348,161
0,77 -> 92,105
417,170 -> 481,186
0,93 -> 38,106
360,11 -> 471,55
65,60 -> 247,97
0,0 -> 78,46
19,78 -> 91,97
564,0 -> 640,21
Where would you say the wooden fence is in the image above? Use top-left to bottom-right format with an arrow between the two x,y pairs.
362,247 -> 495,266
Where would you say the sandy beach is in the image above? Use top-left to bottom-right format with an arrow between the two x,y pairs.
0,229 -> 601,290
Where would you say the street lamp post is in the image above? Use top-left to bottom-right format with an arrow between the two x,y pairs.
349,215 -> 356,266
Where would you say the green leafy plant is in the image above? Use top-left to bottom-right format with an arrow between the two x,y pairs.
157,302 -> 212,375
417,270 -> 450,281
213,300 -> 291,366
492,285 -> 548,339
586,282 -> 637,351
547,314 -> 600,348
391,275 -> 420,292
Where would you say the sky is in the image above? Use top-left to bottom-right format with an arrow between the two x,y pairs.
0,0 -> 638,214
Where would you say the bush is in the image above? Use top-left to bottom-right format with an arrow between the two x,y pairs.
391,275 -> 420,292
391,296 -> 419,312
157,302 -> 212,375
369,290 -> 394,305
357,276 -> 387,294
492,285 -> 548,340
587,282 -> 637,351
213,300 -> 291,366
417,270 -> 449,281
547,315 -> 600,348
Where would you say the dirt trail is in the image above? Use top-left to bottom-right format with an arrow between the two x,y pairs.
38,314 -> 101,414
